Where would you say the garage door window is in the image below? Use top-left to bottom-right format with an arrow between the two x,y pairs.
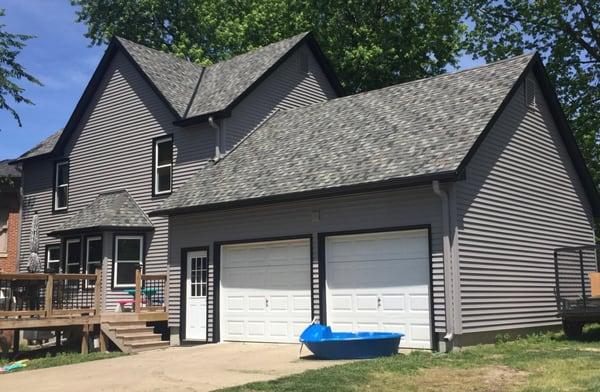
113,235 -> 143,288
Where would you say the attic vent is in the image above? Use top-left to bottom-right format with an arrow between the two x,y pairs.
298,53 -> 308,74
525,78 -> 535,108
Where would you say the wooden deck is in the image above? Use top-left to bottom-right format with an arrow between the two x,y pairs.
0,270 -> 168,354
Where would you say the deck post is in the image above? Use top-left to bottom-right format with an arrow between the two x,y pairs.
579,250 -> 587,311
165,264 -> 170,313
55,330 -> 62,348
99,328 -> 107,352
135,269 -> 142,313
81,324 -> 89,354
12,329 -> 20,358
94,268 -> 102,315
45,274 -> 54,317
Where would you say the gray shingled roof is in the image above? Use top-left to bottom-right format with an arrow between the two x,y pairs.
49,190 -> 153,236
116,38 -> 203,117
186,33 -> 308,118
156,54 -> 534,213
118,32 -> 308,119
0,159 -> 20,177
17,129 -> 63,160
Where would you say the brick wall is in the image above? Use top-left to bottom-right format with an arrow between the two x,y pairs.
0,200 -> 19,273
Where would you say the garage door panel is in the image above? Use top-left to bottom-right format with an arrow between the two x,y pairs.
221,239 -> 311,343
326,229 -> 431,349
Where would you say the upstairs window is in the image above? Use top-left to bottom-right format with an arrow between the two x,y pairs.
0,209 -> 7,257
153,136 -> 173,195
54,161 -> 69,211
46,245 -> 61,273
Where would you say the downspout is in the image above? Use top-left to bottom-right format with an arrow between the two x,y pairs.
432,180 -> 455,347
208,116 -> 221,161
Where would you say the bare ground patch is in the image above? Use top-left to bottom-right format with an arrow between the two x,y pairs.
361,365 -> 528,392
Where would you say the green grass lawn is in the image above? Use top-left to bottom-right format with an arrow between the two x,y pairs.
1,351 -> 126,373
222,325 -> 600,392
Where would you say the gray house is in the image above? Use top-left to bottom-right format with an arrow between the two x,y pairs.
13,32 -> 598,351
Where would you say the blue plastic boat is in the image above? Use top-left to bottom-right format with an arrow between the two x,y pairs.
299,324 -> 403,360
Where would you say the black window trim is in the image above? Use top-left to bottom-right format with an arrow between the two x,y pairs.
111,233 -> 145,290
152,134 -> 173,197
63,236 -> 82,274
52,159 -> 70,213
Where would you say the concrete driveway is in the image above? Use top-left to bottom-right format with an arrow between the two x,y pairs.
1,343 -> 345,391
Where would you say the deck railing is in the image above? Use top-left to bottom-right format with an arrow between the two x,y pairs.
134,269 -> 167,313
0,269 -> 102,319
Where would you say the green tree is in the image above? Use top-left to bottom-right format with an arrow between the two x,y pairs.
0,8 -> 41,129
466,0 -> 600,184
71,0 -> 467,93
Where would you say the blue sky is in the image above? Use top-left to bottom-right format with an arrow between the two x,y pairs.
0,1 -> 484,160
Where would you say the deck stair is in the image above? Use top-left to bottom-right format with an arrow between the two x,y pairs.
101,321 -> 168,353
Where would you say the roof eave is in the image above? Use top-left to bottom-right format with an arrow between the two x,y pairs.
47,225 -> 154,238
150,170 -> 460,217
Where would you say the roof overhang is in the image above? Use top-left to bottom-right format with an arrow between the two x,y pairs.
150,170 -> 460,216
48,225 -> 155,238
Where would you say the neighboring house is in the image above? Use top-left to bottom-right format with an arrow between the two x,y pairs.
0,160 -> 21,273
11,32 -> 598,351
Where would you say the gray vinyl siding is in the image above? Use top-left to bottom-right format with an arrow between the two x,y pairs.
456,72 -> 596,334
19,51 -> 213,311
222,43 -> 337,152
169,186 -> 447,341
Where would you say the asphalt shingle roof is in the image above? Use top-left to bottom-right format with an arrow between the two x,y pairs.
0,159 -> 20,177
186,32 -> 309,118
17,129 -> 63,161
156,54 -> 534,213
49,190 -> 153,236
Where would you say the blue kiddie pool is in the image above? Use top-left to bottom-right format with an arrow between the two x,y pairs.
299,323 -> 403,360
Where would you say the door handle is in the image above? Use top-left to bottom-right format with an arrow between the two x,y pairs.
377,297 -> 382,309
265,298 -> 269,308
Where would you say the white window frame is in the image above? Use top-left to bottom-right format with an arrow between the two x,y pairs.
154,136 -> 173,195
85,236 -> 102,288
46,245 -> 61,273
54,161 -> 69,210
113,235 -> 144,289
0,208 -> 8,257
65,238 -> 81,274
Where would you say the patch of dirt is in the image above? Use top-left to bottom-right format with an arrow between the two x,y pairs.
363,365 -> 528,392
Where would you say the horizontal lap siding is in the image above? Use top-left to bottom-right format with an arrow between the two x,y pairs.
223,43 -> 338,152
19,52 -> 212,311
169,187 -> 446,340
456,73 -> 596,333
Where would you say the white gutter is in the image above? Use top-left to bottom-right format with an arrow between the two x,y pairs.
432,180 -> 456,345
208,116 -> 221,161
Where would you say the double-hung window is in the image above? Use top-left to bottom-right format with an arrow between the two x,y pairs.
85,236 -> 102,287
153,136 -> 172,195
113,235 -> 143,288
65,238 -> 81,274
46,245 -> 61,273
54,161 -> 69,210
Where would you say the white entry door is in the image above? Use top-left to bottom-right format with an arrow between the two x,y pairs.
220,239 -> 312,343
325,229 -> 431,349
186,250 -> 208,341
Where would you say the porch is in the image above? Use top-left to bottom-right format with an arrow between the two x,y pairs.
0,269 -> 168,354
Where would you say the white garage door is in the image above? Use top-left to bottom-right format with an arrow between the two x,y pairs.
220,239 -> 312,343
326,229 -> 431,349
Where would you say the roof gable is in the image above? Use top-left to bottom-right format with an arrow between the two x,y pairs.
13,32 -> 340,163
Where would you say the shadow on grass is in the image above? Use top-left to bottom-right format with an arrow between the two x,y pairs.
554,323 -> 600,343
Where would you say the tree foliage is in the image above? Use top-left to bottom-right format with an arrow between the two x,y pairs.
467,0 -> 600,183
71,0 -> 467,93
0,8 -> 41,129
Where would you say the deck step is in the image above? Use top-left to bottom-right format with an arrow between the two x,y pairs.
129,340 -> 169,352
120,333 -> 162,343
107,321 -> 147,330
114,326 -> 154,335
